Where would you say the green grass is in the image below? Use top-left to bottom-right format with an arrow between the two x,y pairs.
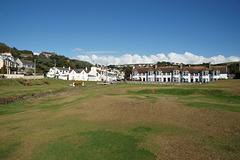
196,136 -> 240,153
0,101 -> 32,115
35,130 -> 156,160
0,142 -> 21,160
185,102 -> 240,112
0,79 -> 97,97
0,79 -> 239,160
128,88 -> 240,104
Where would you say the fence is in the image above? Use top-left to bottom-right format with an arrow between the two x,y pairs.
1,74 -> 44,80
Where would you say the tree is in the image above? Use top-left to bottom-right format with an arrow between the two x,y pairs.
0,43 -> 10,53
123,66 -> 132,80
0,65 -> 7,74
234,71 -> 240,79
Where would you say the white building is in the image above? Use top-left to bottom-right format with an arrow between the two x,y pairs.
87,67 -> 102,81
131,64 -> 228,83
46,66 -> 123,81
46,67 -> 71,80
69,69 -> 88,81
0,52 -> 18,74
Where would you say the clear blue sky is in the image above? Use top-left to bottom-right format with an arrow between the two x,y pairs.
1,0 -> 240,60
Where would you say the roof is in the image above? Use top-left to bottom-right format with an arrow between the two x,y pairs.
21,59 -> 34,65
158,67 -> 178,72
181,66 -> 209,73
41,51 -> 55,55
55,67 -> 69,71
133,67 -> 154,73
20,54 -> 33,57
74,69 -> 83,73
132,65 -> 227,74
211,66 -> 227,74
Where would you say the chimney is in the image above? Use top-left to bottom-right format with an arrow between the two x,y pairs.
180,63 -> 183,69
155,64 -> 157,69
209,62 -> 211,69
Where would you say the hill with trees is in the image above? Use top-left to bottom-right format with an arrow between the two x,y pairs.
0,43 -> 93,74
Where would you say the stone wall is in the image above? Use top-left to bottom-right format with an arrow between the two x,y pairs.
1,74 -> 44,79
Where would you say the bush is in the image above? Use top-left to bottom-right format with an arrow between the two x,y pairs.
43,80 -> 50,85
0,75 -> 6,78
74,81 -> 82,86
17,78 -> 32,86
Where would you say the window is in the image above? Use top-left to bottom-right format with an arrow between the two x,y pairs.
195,79 -> 198,82
203,71 -> 208,76
183,71 -> 188,76
168,78 -> 171,82
195,73 -> 198,76
173,70 -> 179,75
148,71 -> 153,75
163,78 -> 166,82
214,70 -> 220,76
190,73 -> 194,76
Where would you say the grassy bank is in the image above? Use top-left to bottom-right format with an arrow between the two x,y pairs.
0,79 -> 239,159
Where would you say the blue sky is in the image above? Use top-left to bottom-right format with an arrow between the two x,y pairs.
1,0 -> 240,64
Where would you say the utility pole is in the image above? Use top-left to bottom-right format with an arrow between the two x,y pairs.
34,59 -> 36,80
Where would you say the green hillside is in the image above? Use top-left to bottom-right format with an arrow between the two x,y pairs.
0,43 -> 93,74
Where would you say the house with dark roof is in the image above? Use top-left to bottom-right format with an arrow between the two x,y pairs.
131,63 -> 228,83
40,51 -> 55,57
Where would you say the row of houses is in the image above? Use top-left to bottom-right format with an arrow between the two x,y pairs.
131,63 -> 228,83
46,66 -> 124,81
0,52 -> 35,74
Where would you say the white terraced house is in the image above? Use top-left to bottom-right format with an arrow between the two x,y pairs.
69,69 -> 88,81
131,64 -> 228,83
46,67 -> 71,80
